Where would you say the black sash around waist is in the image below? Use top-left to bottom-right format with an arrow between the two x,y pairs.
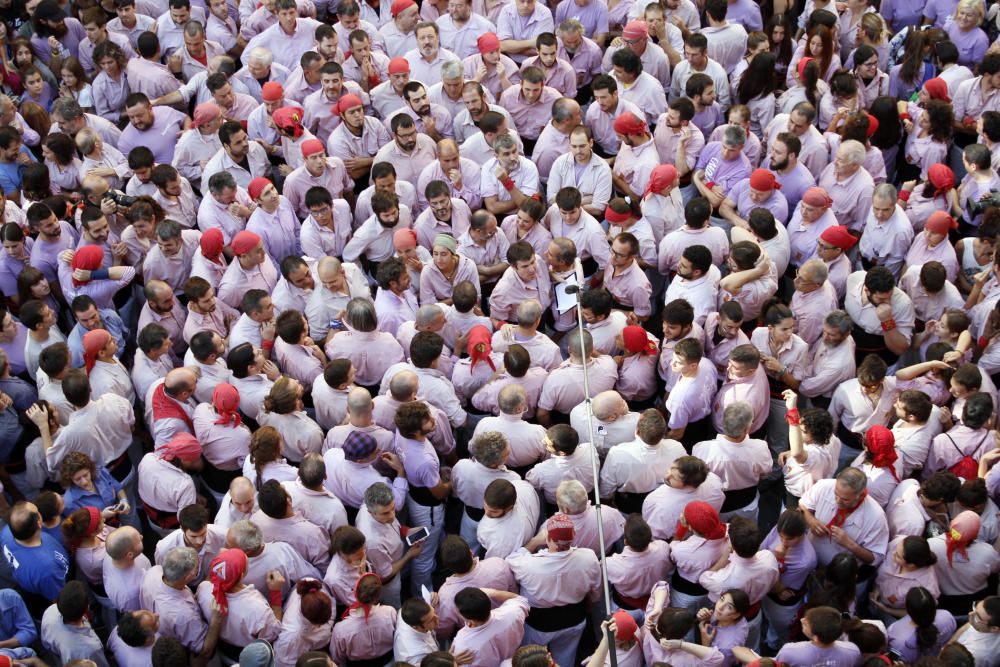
107,451 -> 133,483
671,570 -> 707,596
464,505 -> 485,521
526,599 -> 588,632
409,485 -> 443,507
721,485 -> 758,513
614,490 -> 650,515
346,651 -> 395,667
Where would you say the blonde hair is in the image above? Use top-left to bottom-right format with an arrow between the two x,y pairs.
953,0 -> 985,24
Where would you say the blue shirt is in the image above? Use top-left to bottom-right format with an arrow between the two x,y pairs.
0,378 -> 36,411
63,467 -> 121,516
0,408 -> 20,462
0,589 -> 35,648
67,309 -> 129,368
0,163 -> 20,197
0,527 -> 69,602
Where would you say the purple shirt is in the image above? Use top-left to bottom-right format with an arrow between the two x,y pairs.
696,141 -> 752,197
245,197 -> 302,267
118,107 -> 188,165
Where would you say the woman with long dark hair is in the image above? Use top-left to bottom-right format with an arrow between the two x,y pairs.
736,52 -> 778,138
886,586 -> 957,663
767,14 -> 795,84
819,70 -> 860,131
787,24 -> 840,89
868,96 -> 903,183
778,58 -> 828,114
902,98 -> 953,180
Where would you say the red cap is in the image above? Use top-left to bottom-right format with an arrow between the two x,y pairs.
301,138 -> 325,158
923,77 -> 951,103
200,227 -> 225,261
622,20 -> 648,40
390,0 -> 416,16
865,113 -> 878,138
622,325 -> 657,355
748,168 -> 778,191
925,211 -> 958,235
927,163 -> 955,197
613,112 -> 646,136
644,164 -> 677,197
231,230 -> 261,255
261,81 -> 284,102
332,93 -> 364,116
247,177 -> 272,201
388,57 -> 410,75
819,225 -> 858,250
612,610 -> 639,641
802,186 -> 832,208
272,106 -> 305,138
797,56 -> 814,79
477,32 -> 500,54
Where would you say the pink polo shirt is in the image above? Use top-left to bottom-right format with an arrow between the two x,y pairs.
538,356 -> 618,413
498,84 -> 562,141
585,96 -> 643,155
712,365 -> 770,433
657,226 -> 729,275
283,159 -> 353,219
324,329 -> 405,387
790,282 -> 839,349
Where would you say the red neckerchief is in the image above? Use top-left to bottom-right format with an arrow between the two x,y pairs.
151,383 -> 194,432
826,490 -> 867,529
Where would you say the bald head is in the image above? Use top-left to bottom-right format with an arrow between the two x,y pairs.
347,386 -> 373,416
105,526 -> 141,561
516,299 -> 543,328
317,256 -> 343,281
228,476 -> 256,515
799,258 -> 828,284
438,139 -> 459,158
389,370 -> 419,401
592,390 -> 626,421
82,174 -> 109,194
164,368 -> 196,398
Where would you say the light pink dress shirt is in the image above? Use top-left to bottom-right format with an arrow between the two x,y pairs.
799,478 -> 890,566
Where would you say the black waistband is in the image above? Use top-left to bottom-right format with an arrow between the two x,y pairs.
346,651 -> 395,667
107,451 -> 133,482
671,571 -> 707,596
614,490 -> 650,515
409,485 -> 443,507
938,589 -> 992,615
464,505 -> 485,521
851,323 -> 887,352
721,486 -> 758,512
218,639 -> 243,662
526,599 -> 587,631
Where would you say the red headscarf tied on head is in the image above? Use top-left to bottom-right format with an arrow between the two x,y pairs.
644,164 -> 678,198
342,572 -> 381,622
390,0 -> 415,16
797,57 -> 814,80
864,425 -> 899,481
467,325 -> 496,371
622,20 -> 648,41
927,163 -> 955,200
676,500 -> 726,541
749,168 -> 779,191
82,329 -> 111,374
157,432 -> 202,463
946,510 -> 980,566
622,325 -> 657,356
272,106 -> 305,139
300,138 -> 325,159
332,94 -> 364,116
213,383 -> 242,427
546,512 -> 575,548
200,228 -> 224,264
802,186 -> 833,209
612,610 -> 639,641
393,228 -> 417,251
210,548 -> 248,614
925,211 -> 958,235
247,177 -> 272,201
388,57 -> 410,75
819,225 -> 858,251
72,245 -> 104,287
231,230 -> 261,256
923,77 -> 951,103
604,204 -> 631,224
613,112 -> 647,136
261,82 -> 284,103
477,32 -> 501,54
864,113 -> 879,138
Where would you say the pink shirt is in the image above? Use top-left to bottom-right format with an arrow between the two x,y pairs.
273,582 -> 334,667
451,597 -> 529,667
693,434 -> 772,491
192,403 -> 251,470
798,337 -> 857,399
197,188 -> 251,244
437,557 -> 517,638
787,207 -> 838,267
506,546 -> 602,607
702,312 -> 750,373
298,204 -> 353,259
925,425 -> 994,478
137,454 -> 196,513
641,474 -> 726,540
283,159 -> 352,219
586,96 -> 643,155
413,201 -> 474,251
525,442 -> 597,504
498,84 -> 562,141
800,478 -> 890,566
712,365 -> 770,433
521,56 -> 578,97
700,551 -> 779,604
330,605 -> 397,663
416,159 -> 483,211
538,357 -> 619,413
195,582 -> 281,646
817,163 -> 875,232
489,260 -> 553,322
217,256 -> 279,309
876,536 -> 940,608
658,226 -> 730,275
905,233 -> 959,282
789,281 -> 839,346
324,329 -> 405,387
607,541 -> 672,599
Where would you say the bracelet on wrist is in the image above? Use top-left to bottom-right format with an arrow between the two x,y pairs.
880,318 -> 897,332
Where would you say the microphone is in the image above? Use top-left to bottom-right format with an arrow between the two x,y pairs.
565,257 -> 585,294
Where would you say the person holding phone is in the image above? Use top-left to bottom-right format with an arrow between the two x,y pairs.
57,448 -> 131,522
394,400 -> 452,596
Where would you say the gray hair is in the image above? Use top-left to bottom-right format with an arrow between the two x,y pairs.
441,60 -> 463,80
565,328 -> 593,360
471,431 -> 509,467
552,98 -> 579,124
105,526 -> 138,560
208,170 -> 237,195
791,101 -> 816,122
364,482 -> 394,511
298,452 -> 326,488
722,124 -> 746,147
800,258 -> 828,284
247,47 -> 273,66
838,139 -> 866,166
345,298 -> 377,332
162,546 -> 199,584
415,304 -> 444,328
493,131 -> 518,154
229,519 -> 264,552
721,401 -> 754,437
558,17 -> 584,34
156,219 -> 183,241
74,127 -> 99,155
51,97 -> 83,121
873,182 -> 897,202
498,384 -> 526,415
824,309 -> 853,335
183,19 -> 206,37
837,466 -> 868,493
556,479 -> 589,515
516,299 -> 543,327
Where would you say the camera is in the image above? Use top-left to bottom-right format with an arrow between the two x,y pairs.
968,190 -> 1000,217
103,190 -> 137,207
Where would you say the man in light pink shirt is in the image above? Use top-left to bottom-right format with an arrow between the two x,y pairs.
603,232 -> 653,319
611,111 -> 659,201
385,81 -> 455,141
404,22 -> 459,85
451,587 -> 530,665
488,242 -> 552,324
521,32 -> 578,97
642,456 -> 726,540
496,0 -> 555,64
373,114 -> 438,185
283,139 -> 354,219
537,329 -> 618,425
436,535 -> 518,639
712,344 -> 770,434
217,230 -> 278,309
126,32 -> 183,102
702,303 -> 749,374
242,0 -> 323,70
498,67 -> 562,142
250,480 -> 331,570
609,48 -> 668,127
416,139 -> 483,210
817,140 -> 875,233
790,259 -> 839,346
585,74 -> 642,156
658,196 -> 730,274
531,97 -> 581,185
301,61 -> 367,145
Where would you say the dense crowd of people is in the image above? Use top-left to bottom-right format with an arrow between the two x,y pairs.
2,0 -> 1000,664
